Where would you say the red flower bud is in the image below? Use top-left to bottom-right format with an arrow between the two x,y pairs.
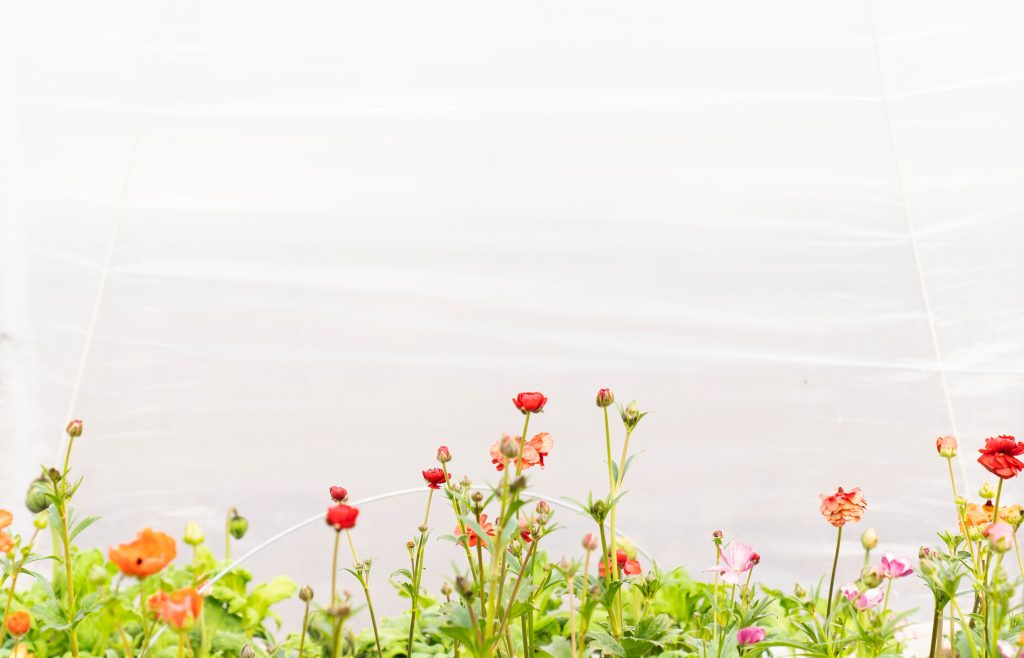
325,504 -> 359,531
422,468 -> 450,490
512,392 -> 547,414
436,445 -> 452,464
596,388 -> 615,408
582,533 -> 598,551
66,418 -> 83,438
329,486 -> 348,502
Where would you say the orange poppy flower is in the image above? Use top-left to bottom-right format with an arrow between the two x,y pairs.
148,587 -> 203,629
109,529 -> 177,577
5,611 -> 30,636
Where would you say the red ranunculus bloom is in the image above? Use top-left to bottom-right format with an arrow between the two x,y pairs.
422,468 -> 450,490
326,504 -> 359,531
513,392 -> 548,414
329,486 -> 348,502
978,435 -> 1024,479
598,549 -> 641,577
454,514 -> 496,548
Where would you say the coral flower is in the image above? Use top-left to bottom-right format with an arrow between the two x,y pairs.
422,468 -> 450,490
598,549 -> 642,577
512,392 -> 548,414
454,514 -> 496,548
879,553 -> 913,579
325,504 -> 359,531
329,486 -> 348,502
736,626 -> 766,646
108,529 -> 177,578
819,487 -> 867,527
853,587 -> 884,610
936,435 -> 958,458
5,611 -> 30,636
978,436 -> 1024,479
705,541 -> 759,584
0,510 -> 14,555
148,587 -> 203,629
489,432 -> 554,471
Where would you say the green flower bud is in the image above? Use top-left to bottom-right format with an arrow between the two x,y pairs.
183,522 -> 205,546
979,482 -> 997,499
228,508 -> 249,540
25,476 -> 50,514
299,585 -> 314,602
861,528 -> 879,551
33,511 -> 48,530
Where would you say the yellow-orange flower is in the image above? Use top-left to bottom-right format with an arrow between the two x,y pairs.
0,509 -> 14,555
5,611 -> 30,636
961,502 -> 1022,533
109,529 -> 177,578
12,643 -> 33,658
819,487 -> 867,528
148,587 -> 203,629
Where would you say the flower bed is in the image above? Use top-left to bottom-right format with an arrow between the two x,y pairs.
0,391 -> 1019,658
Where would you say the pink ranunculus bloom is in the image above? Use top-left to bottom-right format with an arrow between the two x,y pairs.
839,583 -> 860,602
736,626 -> 766,646
998,640 -> 1020,658
894,627 -> 917,644
985,521 -> 1015,553
880,552 -> 914,579
705,541 -> 759,585
853,587 -> 884,611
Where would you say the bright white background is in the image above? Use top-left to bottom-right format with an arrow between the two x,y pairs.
2,0 -> 1023,636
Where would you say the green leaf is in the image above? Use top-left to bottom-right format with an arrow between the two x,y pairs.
539,637 -> 574,658
588,630 -> 626,657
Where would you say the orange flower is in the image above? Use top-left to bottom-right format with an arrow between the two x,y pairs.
961,503 -> 1020,533
109,529 -> 177,577
453,514 -> 496,548
148,587 -> 203,629
819,487 -> 867,527
489,432 -> 554,472
0,509 -> 14,555
12,643 -> 33,658
5,611 -> 30,636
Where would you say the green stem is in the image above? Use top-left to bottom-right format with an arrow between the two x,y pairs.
825,526 -> 843,620
407,489 -> 434,658
331,531 -> 340,604
59,435 -> 80,658
950,597 -> 980,658
515,412 -> 532,477
297,599 -> 310,658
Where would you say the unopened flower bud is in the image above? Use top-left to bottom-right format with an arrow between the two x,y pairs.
918,546 -> 936,560
228,508 -> 249,540
500,436 -> 519,459
588,585 -> 601,597
623,401 -> 640,421
460,476 -> 472,489
66,418 -> 83,438
183,522 -> 204,546
471,491 -> 484,504
440,581 -> 453,597
860,565 -> 883,588
979,482 -> 997,499
536,500 -> 551,516
861,528 -> 879,551
559,557 -> 573,572
437,446 -> 452,463
33,511 -> 48,530
510,476 -> 527,492
1007,505 -> 1023,527
582,533 -> 598,551
47,468 -> 61,483
418,524 -> 428,533
920,558 -> 937,577
935,435 -> 958,458
455,576 -> 474,598
327,603 -> 352,619
25,476 -> 49,514
712,530 -> 723,540
239,645 -> 256,658
793,582 -> 807,599
406,540 -> 416,551
954,495 -> 967,508
330,486 -> 348,502
88,564 -> 108,586
299,585 -> 314,602
596,388 -> 615,408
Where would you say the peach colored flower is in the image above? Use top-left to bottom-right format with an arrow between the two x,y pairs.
819,487 -> 867,527
109,529 -> 177,578
148,587 -> 203,629
0,510 -> 14,555
490,432 -> 554,472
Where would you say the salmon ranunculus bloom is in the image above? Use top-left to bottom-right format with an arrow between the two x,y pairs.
489,432 -> 554,472
978,436 -> 1024,480
5,611 -> 30,636
0,509 -> 14,555
454,514 -> 496,548
148,587 -> 203,629
512,392 -> 548,414
819,487 -> 867,527
109,529 -> 177,578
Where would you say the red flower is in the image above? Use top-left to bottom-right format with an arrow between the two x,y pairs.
436,445 -> 452,463
148,587 -> 203,630
326,504 -> 359,531
454,514 -> 496,548
422,468 -> 450,490
513,392 -> 548,414
978,436 -> 1024,480
329,486 -> 348,502
598,549 -> 642,577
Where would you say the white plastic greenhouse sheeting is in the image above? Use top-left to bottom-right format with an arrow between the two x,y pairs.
2,0 -> 1024,635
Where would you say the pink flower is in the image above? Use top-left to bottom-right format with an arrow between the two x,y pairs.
839,583 -> 859,601
853,587 -> 884,610
895,628 -> 917,644
880,552 -> 914,579
736,627 -> 766,646
935,435 -> 958,458
489,432 -> 554,471
985,521 -> 1015,553
998,640 -> 1020,658
705,541 -> 759,585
